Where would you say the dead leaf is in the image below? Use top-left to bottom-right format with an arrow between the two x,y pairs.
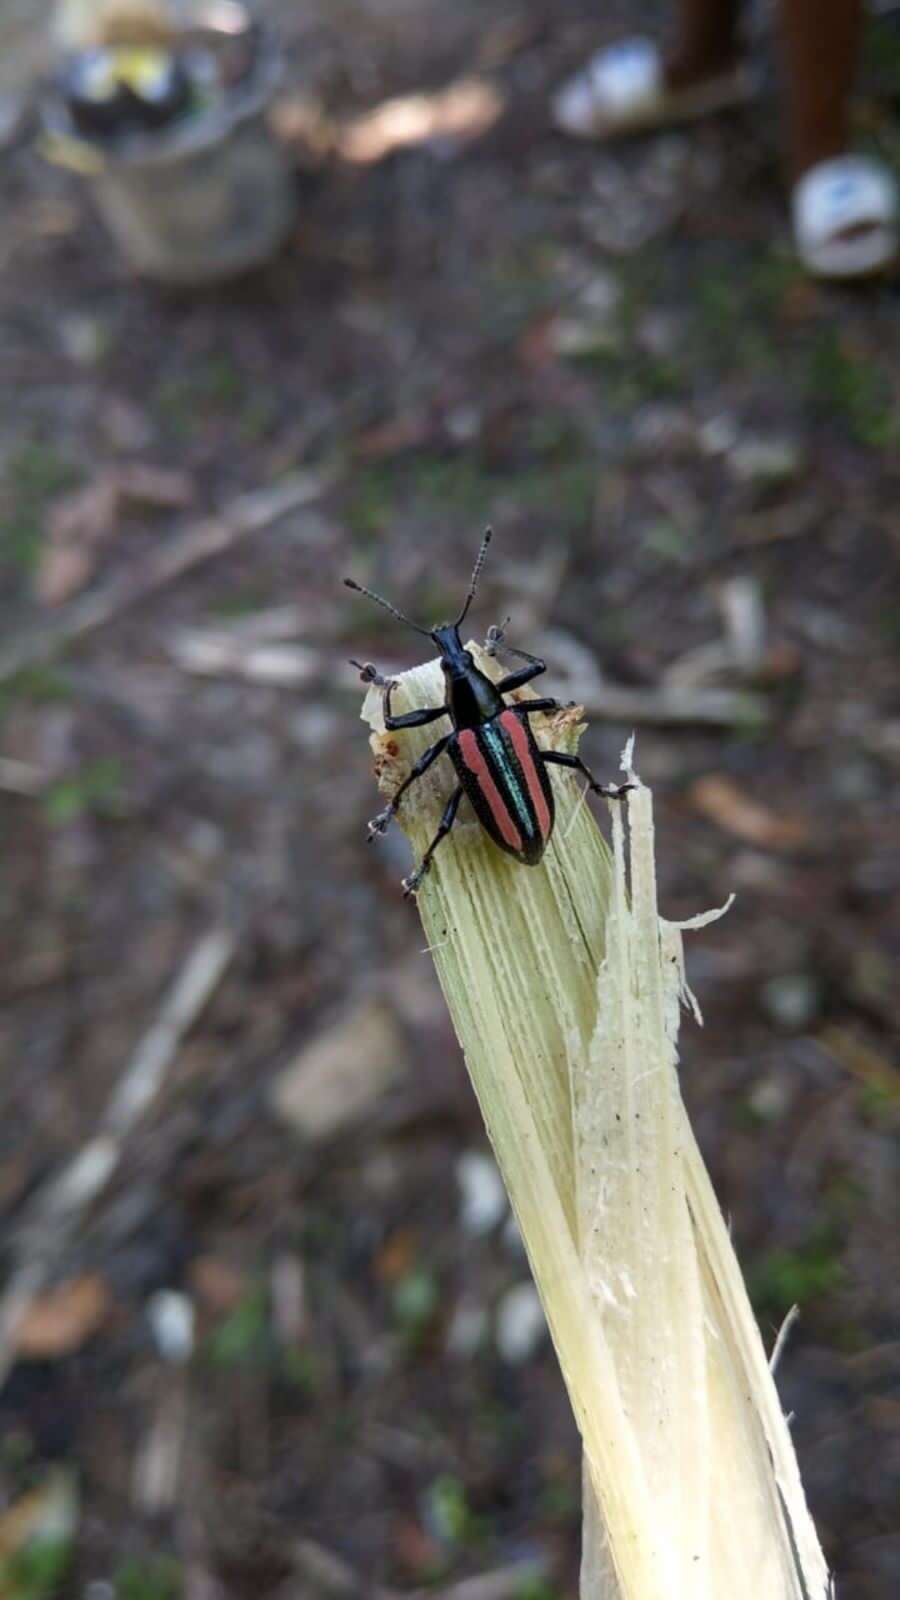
475,13 -> 540,69
353,414 -> 433,461
816,1026 -> 900,1100
376,1229 -> 418,1284
45,475 -> 118,555
337,78 -> 504,165
269,998 -> 408,1142
16,1273 -> 111,1358
113,463 -> 193,509
269,95 -> 336,163
37,464 -> 194,605
689,775 -> 811,850
189,1256 -> 248,1313
0,1469 -> 78,1573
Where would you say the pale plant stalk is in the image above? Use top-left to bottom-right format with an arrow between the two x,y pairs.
361,648 -> 829,1600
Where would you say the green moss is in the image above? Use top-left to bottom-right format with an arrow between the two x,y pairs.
43,758 -> 126,827
641,518 -> 696,566
750,1230 -> 844,1318
516,1579 -> 559,1600
425,1474 -> 478,1547
206,1286 -> 270,1368
862,15 -> 900,92
860,1080 -> 899,1125
207,586 -> 272,619
0,667 -> 72,728
114,1555 -> 181,1600
391,1267 -> 439,1345
280,1345 -> 321,1394
1,1536 -> 73,1600
537,1474 -> 580,1525
806,330 -> 899,449
687,265 -> 781,374
155,353 -> 244,437
1,442 -> 79,575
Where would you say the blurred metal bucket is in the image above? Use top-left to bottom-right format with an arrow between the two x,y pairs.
40,20 -> 294,284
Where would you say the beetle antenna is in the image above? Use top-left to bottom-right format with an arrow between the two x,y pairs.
343,577 -> 431,638
455,526 -> 493,628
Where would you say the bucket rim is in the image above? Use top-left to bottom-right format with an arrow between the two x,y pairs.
40,29 -> 283,172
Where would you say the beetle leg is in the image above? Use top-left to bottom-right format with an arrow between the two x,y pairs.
515,697 -> 561,716
350,663 -> 449,729
541,750 -> 633,800
402,785 -> 463,897
350,659 -> 392,687
383,679 -> 450,732
494,646 -> 547,695
367,734 -> 451,841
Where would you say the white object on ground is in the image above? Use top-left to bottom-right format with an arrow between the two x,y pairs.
456,1150 -> 508,1235
553,36 -> 754,140
496,1282 -> 547,1364
147,1290 -> 195,1364
792,155 -> 898,279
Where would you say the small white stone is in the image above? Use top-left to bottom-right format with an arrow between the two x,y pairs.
697,414 -> 739,456
748,1075 -> 793,1122
445,405 -> 482,443
728,435 -> 804,489
496,1282 -> 546,1364
147,1290 -> 195,1364
761,974 -> 821,1032
456,1151 -> 508,1235
59,314 -> 109,366
445,1297 -> 489,1358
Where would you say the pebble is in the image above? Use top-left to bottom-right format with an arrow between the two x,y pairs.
269,997 -> 408,1142
728,435 -> 805,491
147,1289 -> 195,1364
456,1150 -> 507,1235
445,1297 -> 489,1358
551,271 -> 624,358
630,403 -> 697,459
747,1074 -> 794,1122
697,414 -> 739,457
496,1282 -> 546,1364
761,974 -> 822,1031
59,314 -> 111,368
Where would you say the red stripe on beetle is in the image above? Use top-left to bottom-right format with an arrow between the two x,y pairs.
501,711 -> 552,841
457,729 -> 523,852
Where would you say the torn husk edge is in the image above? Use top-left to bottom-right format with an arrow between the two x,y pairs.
361,648 -> 829,1600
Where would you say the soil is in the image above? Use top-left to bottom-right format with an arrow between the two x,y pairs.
0,2 -> 898,1597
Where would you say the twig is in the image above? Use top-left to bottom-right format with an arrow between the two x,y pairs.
0,757 -> 45,796
425,1567 -> 549,1600
289,1540 -> 547,1600
168,633 -> 320,686
577,680 -> 768,728
0,924 -> 237,1391
0,472 -> 327,686
532,628 -> 769,727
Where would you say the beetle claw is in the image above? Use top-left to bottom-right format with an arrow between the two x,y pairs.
401,872 -> 421,898
483,618 -> 510,658
367,807 -> 393,840
350,660 -> 396,689
592,782 -> 634,801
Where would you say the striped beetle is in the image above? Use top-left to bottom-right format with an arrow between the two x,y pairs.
345,530 -> 630,896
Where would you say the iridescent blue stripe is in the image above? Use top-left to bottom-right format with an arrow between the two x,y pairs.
481,723 -> 535,839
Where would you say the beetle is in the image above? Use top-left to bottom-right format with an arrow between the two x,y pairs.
345,529 -> 630,896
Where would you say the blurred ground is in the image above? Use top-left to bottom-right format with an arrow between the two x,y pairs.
1,1 -> 899,1597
